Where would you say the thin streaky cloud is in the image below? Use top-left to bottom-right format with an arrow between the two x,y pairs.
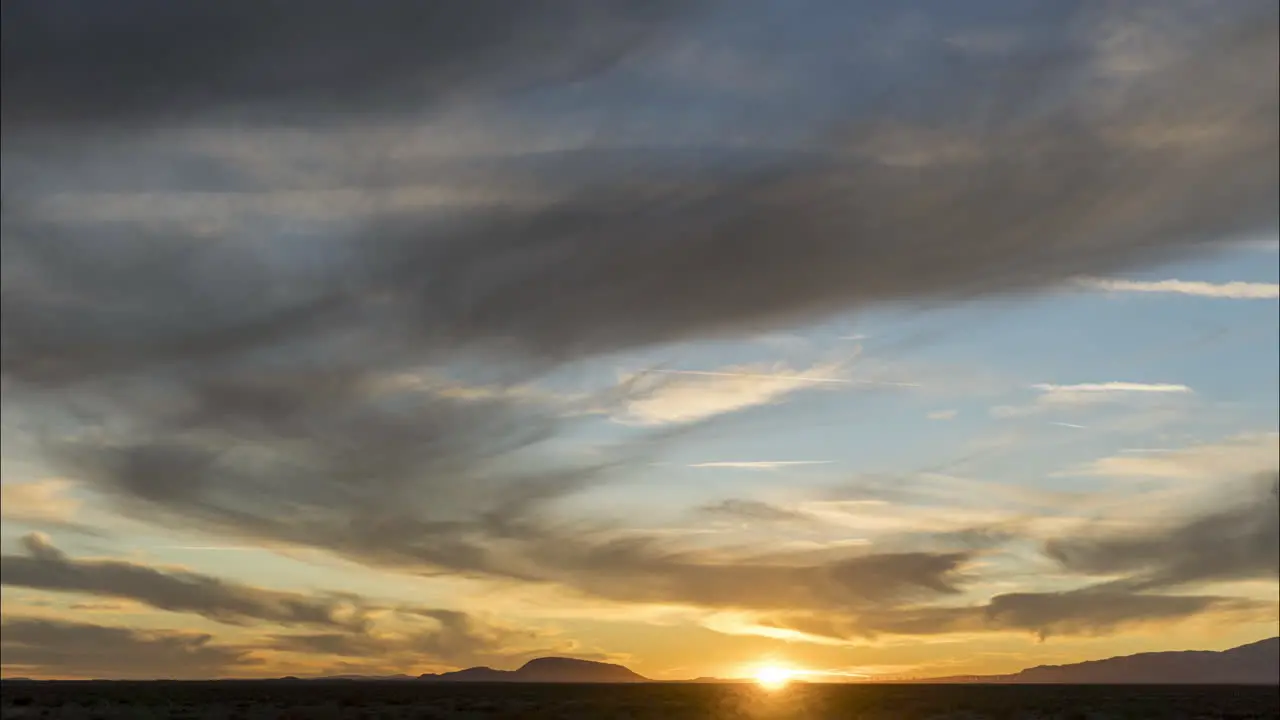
1051,422 -> 1088,429
689,461 -> 833,470
1077,277 -> 1280,299
651,369 -> 919,388
1058,434 -> 1279,481
162,546 -> 268,552
616,361 -> 858,425
651,369 -> 851,385
1249,239 -> 1280,252
991,382 -> 1194,418
825,378 -> 920,388
1032,382 -> 1192,394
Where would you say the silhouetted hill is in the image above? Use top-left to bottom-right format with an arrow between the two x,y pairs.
313,673 -> 414,681
927,637 -> 1279,684
417,657 -> 647,683
282,638 -> 1277,684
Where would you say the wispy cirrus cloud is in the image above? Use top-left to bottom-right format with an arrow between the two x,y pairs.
990,381 -> 1194,420
1076,277 -> 1280,299
698,499 -> 812,523
688,460 -> 832,470
1060,433 -> 1279,481
614,362 -> 857,426
1031,382 -> 1193,403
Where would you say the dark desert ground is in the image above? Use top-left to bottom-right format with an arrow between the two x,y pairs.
6,645 -> 1280,720
1,681 -> 1278,720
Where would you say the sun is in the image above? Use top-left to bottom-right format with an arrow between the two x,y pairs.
753,665 -> 795,690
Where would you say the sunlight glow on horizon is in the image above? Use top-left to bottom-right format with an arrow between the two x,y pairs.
752,664 -> 806,690
747,662 -> 878,688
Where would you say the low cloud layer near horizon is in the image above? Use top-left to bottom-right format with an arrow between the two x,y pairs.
2,0 -> 1277,679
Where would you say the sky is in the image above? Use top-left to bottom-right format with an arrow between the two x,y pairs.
1,0 -> 1277,681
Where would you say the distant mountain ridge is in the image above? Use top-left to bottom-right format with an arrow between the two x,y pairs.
924,637 -> 1279,685
417,657 -> 647,683
266,637 -> 1280,684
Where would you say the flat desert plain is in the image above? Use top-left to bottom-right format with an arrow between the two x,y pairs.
2,681 -> 1278,719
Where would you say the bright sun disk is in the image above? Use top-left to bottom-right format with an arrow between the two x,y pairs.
753,665 -> 795,690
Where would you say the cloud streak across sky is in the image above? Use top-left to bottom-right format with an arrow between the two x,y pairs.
1076,278 -> 1280,299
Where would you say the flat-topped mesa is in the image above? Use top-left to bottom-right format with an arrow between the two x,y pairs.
417,657 -> 648,683
515,657 -> 646,683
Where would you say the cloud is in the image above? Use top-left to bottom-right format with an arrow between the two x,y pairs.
678,467 -> 1278,644
0,479 -> 80,525
0,0 -> 1276,662
0,616 -> 256,680
992,381 -> 1194,419
927,409 -> 958,421
691,486 -> 1057,555
67,602 -> 133,612
824,472 -> 1085,512
0,349 -> 967,623
0,536 -> 594,675
1,534 -> 371,631
1076,277 -> 1280,299
977,589 -> 1261,640
688,461 -> 832,470
0,1 -> 686,132
1031,382 -> 1192,405
4,3 -> 1275,381
540,540 -> 969,612
32,365 -> 655,579
736,587 -> 1262,644
1237,238 -> 1280,252
699,499 -> 812,522
267,608 -> 577,672
1044,472 -> 1279,591
615,363 -> 854,425
1063,433 -> 1279,480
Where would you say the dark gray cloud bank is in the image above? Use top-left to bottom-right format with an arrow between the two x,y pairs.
2,533 -> 370,631
0,612 -> 559,679
762,589 -> 1258,644
698,476 -> 1279,642
0,617 -> 257,679
1,0 -> 1276,665
0,1 -> 688,131
1045,472 -> 1280,592
0,535 -> 583,677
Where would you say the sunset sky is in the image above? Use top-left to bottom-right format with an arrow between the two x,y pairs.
2,0 -> 1277,681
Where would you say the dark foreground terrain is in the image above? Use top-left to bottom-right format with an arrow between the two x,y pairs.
2,681 -> 1277,719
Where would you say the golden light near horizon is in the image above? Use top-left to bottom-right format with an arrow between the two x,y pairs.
753,665 -> 797,690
